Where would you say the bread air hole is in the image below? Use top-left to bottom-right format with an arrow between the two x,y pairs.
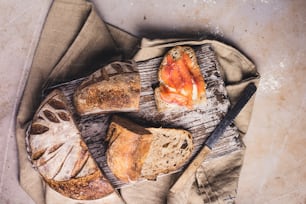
162,134 -> 169,138
180,140 -> 188,149
173,50 -> 179,59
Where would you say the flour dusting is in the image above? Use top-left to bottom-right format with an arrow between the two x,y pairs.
202,0 -> 217,5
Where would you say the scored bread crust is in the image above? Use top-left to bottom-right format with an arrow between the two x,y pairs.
106,116 -> 152,183
26,89 -> 114,200
105,116 -> 193,182
74,61 -> 140,115
155,46 -> 207,112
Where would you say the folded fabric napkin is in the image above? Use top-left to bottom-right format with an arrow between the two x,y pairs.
15,0 -> 259,203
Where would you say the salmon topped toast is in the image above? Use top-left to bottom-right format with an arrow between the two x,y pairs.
155,46 -> 206,111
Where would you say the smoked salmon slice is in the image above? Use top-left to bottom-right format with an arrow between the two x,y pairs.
157,46 -> 206,109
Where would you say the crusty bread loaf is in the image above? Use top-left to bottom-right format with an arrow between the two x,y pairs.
106,116 -> 193,182
105,116 -> 153,183
26,89 -> 114,200
155,46 -> 206,112
73,61 -> 140,115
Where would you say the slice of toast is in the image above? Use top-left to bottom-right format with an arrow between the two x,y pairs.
141,127 -> 193,180
155,46 -> 206,112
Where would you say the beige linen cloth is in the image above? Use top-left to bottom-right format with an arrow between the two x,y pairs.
15,0 -> 260,204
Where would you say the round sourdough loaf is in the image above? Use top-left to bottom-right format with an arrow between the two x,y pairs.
26,89 -> 114,200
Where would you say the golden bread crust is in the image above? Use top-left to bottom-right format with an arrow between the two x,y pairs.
106,116 -> 152,183
74,61 -> 140,115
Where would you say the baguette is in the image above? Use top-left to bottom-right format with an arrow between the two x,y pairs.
155,46 -> 206,112
106,116 -> 193,182
26,90 -> 114,200
73,61 -> 140,115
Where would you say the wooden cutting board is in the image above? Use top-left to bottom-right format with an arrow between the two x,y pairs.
48,44 -> 242,189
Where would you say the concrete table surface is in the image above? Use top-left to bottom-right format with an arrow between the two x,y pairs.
0,0 -> 305,203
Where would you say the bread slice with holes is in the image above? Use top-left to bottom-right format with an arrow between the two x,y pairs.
141,127 -> 193,180
26,89 -> 114,200
105,116 -> 193,182
155,46 -> 207,112
73,61 -> 140,116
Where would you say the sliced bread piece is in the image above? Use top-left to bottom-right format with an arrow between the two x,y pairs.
141,127 -> 193,180
155,46 -> 207,112
73,61 -> 140,115
105,116 -> 193,182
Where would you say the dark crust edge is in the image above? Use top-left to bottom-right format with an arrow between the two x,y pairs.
44,171 -> 114,200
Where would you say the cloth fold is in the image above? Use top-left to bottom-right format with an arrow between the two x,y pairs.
16,0 -> 137,203
15,0 -> 259,203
